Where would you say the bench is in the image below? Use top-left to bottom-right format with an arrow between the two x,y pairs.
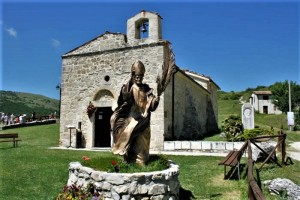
219,142 -> 247,180
219,150 -> 243,179
0,133 -> 22,147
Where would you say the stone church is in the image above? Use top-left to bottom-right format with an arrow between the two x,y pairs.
59,11 -> 220,151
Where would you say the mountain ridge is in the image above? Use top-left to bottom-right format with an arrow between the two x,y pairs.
0,90 -> 59,117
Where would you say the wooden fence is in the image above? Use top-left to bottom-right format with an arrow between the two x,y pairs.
220,131 -> 287,200
247,132 -> 287,200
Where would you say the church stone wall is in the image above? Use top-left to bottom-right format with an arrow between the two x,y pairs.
154,71 -> 219,141
162,76 -> 173,140
173,72 -> 210,140
64,33 -> 128,56
60,36 -> 168,150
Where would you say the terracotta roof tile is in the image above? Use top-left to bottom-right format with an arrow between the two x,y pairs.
253,91 -> 272,95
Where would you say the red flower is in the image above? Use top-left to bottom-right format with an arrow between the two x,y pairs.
82,156 -> 90,161
111,160 -> 118,165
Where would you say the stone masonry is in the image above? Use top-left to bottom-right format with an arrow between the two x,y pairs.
67,161 -> 180,200
59,11 -> 219,151
60,11 -> 169,150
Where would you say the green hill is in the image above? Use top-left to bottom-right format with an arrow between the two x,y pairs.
0,90 -> 59,117
217,91 -> 290,131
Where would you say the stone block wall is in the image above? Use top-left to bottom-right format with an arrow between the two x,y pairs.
60,32 -> 169,150
160,70 -> 219,141
164,141 -> 245,152
162,76 -> 173,140
64,33 -> 128,56
172,72 -> 210,140
127,11 -> 162,46
68,161 -> 180,200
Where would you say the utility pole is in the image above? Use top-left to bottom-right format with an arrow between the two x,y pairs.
289,81 -> 292,113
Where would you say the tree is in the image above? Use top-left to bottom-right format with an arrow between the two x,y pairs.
270,80 -> 300,113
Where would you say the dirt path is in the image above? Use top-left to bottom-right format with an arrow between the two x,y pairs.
287,142 -> 300,161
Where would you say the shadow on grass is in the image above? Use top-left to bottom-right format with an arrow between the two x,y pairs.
225,163 -> 247,180
209,193 -> 222,199
180,187 -> 223,200
0,146 -> 19,150
179,187 -> 196,199
284,157 -> 294,165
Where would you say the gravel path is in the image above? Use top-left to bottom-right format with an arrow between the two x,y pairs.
287,142 -> 300,161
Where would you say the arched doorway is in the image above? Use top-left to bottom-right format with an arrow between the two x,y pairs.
94,107 -> 113,147
93,89 -> 115,148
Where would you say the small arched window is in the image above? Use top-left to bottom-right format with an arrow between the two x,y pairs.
136,19 -> 149,39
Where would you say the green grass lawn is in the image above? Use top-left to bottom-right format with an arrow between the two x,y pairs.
1,123 -> 300,200
255,112 -> 289,130
218,100 -> 242,125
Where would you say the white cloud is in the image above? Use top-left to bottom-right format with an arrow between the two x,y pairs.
5,27 -> 17,38
51,38 -> 61,48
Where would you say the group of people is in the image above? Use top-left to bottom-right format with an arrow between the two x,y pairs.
48,112 -> 57,119
0,113 -> 27,125
0,111 -> 57,126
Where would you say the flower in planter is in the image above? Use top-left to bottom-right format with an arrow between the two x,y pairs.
111,160 -> 119,172
57,184 -> 103,200
82,156 -> 90,161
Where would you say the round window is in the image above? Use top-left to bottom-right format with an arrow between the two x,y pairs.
104,75 -> 110,82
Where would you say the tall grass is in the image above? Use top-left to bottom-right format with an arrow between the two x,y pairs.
218,100 -> 242,125
0,124 -> 299,200
255,113 -> 288,130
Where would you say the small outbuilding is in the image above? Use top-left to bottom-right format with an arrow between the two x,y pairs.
250,91 -> 282,114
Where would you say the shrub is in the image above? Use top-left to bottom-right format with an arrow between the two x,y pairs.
221,115 -> 243,141
236,128 -> 275,141
294,109 -> 300,131
222,116 -> 275,141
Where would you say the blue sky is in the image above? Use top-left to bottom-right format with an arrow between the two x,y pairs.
1,0 -> 299,100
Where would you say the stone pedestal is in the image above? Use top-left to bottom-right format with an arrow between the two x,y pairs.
67,161 -> 180,200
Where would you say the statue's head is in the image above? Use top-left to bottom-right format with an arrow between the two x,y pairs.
131,61 -> 145,85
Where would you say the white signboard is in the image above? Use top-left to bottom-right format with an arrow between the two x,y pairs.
287,112 -> 294,126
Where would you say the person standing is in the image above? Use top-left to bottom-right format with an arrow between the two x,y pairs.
31,111 -> 36,121
4,114 -> 8,125
10,113 -> 15,124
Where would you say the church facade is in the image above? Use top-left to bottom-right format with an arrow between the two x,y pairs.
59,11 -> 219,151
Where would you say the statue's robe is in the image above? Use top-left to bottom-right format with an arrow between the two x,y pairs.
110,81 -> 159,164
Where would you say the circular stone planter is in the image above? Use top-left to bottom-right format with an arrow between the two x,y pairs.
67,161 -> 180,200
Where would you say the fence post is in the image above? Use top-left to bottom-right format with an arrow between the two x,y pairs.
281,133 -> 286,165
247,140 -> 255,200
